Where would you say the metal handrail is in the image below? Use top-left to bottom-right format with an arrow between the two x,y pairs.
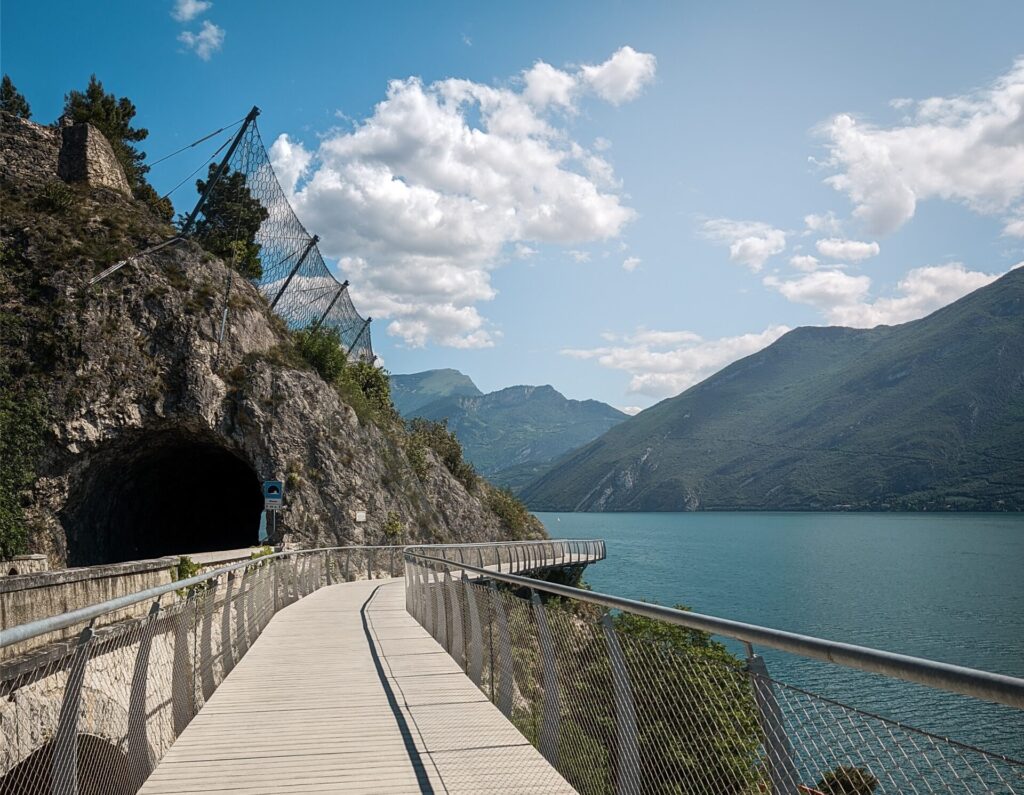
407,539 -> 604,549
405,549 -> 1024,710
0,544 -> 399,649
0,540 -> 601,650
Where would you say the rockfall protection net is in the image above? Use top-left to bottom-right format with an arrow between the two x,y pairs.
185,119 -> 373,361
0,548 -> 403,795
405,552 -> 1024,795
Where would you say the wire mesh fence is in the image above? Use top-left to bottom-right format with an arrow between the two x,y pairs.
0,546 -> 404,795
405,550 -> 1024,795
181,116 -> 374,361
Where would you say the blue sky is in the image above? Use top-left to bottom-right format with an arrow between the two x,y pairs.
4,1 -> 1023,410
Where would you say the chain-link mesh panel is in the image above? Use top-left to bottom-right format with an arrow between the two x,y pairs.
0,547 -> 404,794
404,552 -> 1024,795
185,120 -> 373,361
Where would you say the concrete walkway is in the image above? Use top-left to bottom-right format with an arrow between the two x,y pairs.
139,579 -> 575,794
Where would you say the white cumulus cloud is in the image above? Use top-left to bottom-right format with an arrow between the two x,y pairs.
829,263 -> 1003,327
523,61 -> 577,109
766,262 -> 1004,327
622,256 -> 641,272
272,50 -> 653,348
171,0 -> 210,22
815,237 -> 880,262
789,254 -> 820,272
563,325 -> 791,399
822,58 -> 1024,235
701,218 -> 787,272
804,211 -> 842,235
580,46 -> 657,105
764,270 -> 872,313
178,20 -> 224,60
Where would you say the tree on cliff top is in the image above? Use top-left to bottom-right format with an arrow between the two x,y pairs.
63,75 -> 173,221
1,75 -> 31,119
188,163 -> 268,279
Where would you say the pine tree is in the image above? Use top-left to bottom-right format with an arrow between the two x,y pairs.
188,163 -> 269,279
63,75 -> 172,221
0,75 -> 31,118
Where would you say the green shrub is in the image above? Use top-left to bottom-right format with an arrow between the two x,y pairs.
33,182 -> 74,212
339,359 -> 400,427
486,485 -> 532,538
249,545 -> 274,560
173,555 -> 201,582
382,511 -> 404,542
611,606 -> 764,793
407,418 -> 477,490
815,766 -> 879,794
406,434 -> 429,481
293,326 -> 347,382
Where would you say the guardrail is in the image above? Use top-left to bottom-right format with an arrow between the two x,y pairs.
0,540 -> 596,794
405,547 -> 1024,794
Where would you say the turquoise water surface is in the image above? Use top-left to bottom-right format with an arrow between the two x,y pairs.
535,511 -> 1024,760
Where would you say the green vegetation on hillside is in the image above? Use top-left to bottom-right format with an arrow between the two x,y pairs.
292,325 -> 399,428
407,417 -> 478,489
524,269 -> 1024,512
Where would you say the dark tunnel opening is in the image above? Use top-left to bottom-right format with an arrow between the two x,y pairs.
63,433 -> 264,566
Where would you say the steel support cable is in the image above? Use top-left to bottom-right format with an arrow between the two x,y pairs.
159,132 -> 235,200
148,116 -> 247,167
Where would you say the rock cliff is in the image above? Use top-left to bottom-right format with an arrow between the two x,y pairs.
0,111 -> 542,566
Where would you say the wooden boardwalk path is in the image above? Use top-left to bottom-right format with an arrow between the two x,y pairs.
139,578 -> 575,794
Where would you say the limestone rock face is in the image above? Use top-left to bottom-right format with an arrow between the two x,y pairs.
1,112 -> 539,568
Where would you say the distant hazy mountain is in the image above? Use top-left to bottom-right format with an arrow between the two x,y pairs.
522,267 -> 1024,512
390,368 -> 483,416
390,372 -> 628,492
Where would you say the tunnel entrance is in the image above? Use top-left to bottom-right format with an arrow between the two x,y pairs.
63,432 -> 264,566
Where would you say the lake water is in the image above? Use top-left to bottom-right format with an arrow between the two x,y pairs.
535,511 -> 1024,761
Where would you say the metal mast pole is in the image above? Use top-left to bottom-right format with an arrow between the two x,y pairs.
345,316 -> 372,358
311,281 -> 349,331
269,235 -> 319,310
178,105 -> 261,237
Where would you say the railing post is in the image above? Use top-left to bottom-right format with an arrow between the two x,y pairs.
490,582 -> 514,718
746,652 -> 801,794
463,574 -> 483,687
172,590 -> 197,735
126,601 -> 161,790
221,572 -> 236,674
602,615 -> 640,794
51,625 -> 93,795
531,591 -> 560,768
477,546 -> 484,570
432,567 -> 447,649
447,571 -> 465,669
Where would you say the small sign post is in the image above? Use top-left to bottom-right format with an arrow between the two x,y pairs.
262,480 -> 285,541
263,480 -> 284,511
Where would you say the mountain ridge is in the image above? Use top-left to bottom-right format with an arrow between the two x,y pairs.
522,267 -> 1024,512
390,371 -> 627,492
